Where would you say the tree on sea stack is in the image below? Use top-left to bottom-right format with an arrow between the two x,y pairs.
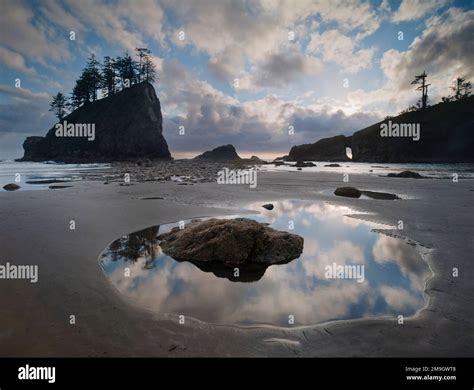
411,71 -> 430,109
84,54 -> 102,102
135,48 -> 150,82
49,92 -> 68,121
116,52 -> 137,89
70,74 -> 90,109
135,48 -> 157,83
142,55 -> 157,82
101,56 -> 118,97
451,77 -> 472,101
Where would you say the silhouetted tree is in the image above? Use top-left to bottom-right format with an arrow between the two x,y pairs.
142,55 -> 157,82
101,56 -> 117,97
49,92 -> 68,120
451,77 -> 472,100
135,48 -> 150,82
115,52 -> 137,89
411,71 -> 430,109
70,75 -> 90,108
84,54 -> 102,101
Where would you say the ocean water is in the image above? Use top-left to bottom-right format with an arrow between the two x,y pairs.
0,161 -> 110,190
2,160 -> 472,192
99,200 -> 432,327
258,161 -> 474,179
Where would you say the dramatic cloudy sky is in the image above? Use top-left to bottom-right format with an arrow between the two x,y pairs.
0,0 -> 473,159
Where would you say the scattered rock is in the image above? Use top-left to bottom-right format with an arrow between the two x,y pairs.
361,190 -> 400,200
334,186 -> 362,198
26,179 -> 70,184
49,185 -> 73,189
3,183 -> 20,191
324,163 -> 341,167
297,167 -> 302,170
157,218 -> 304,266
387,170 -> 424,179
141,196 -> 165,200
262,203 -> 274,210
295,161 -> 316,167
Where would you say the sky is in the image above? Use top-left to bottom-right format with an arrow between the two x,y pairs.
0,0 -> 473,160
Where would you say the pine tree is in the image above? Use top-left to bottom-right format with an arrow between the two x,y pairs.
115,52 -> 137,89
142,55 -> 157,82
451,77 -> 472,100
70,73 -> 91,108
84,54 -> 102,101
135,48 -> 151,82
411,71 -> 430,109
49,92 -> 68,121
101,56 -> 117,97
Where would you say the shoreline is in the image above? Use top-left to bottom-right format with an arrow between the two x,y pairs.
0,170 -> 473,357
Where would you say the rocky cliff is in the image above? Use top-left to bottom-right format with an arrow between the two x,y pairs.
351,97 -> 474,163
20,82 -> 171,162
285,96 -> 474,163
287,135 -> 351,161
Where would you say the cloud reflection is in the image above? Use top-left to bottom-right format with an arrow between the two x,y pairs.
100,200 -> 430,326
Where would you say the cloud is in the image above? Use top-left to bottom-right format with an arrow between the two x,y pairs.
307,29 -> 375,74
392,0 -> 450,23
348,7 -> 474,114
171,0 -> 383,83
106,249 -> 370,325
0,46 -> 37,76
379,286 -> 419,310
240,51 -> 322,89
38,0 -> 87,33
372,235 -> 430,290
0,85 -> 49,101
302,240 -> 365,279
159,60 -> 380,152
0,85 -> 54,158
0,0 -> 71,65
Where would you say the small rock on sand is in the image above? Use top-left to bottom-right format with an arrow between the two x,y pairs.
3,183 -> 20,191
387,170 -> 424,179
361,190 -> 400,200
295,161 -> 316,167
334,186 -> 362,198
262,203 -> 274,210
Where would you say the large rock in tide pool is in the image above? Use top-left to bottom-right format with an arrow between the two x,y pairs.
157,218 -> 303,266
20,82 -> 171,162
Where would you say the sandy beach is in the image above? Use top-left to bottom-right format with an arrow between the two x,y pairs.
1,167 -> 473,357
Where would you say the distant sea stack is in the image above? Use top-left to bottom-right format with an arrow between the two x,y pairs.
194,144 -> 241,161
286,97 -> 474,163
287,135 -> 351,162
20,82 -> 171,162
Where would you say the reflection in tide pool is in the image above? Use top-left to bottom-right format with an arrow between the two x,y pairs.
99,200 -> 431,327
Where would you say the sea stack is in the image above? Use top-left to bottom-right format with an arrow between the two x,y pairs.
20,82 -> 171,162
194,144 -> 241,161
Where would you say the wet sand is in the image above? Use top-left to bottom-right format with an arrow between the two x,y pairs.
0,170 -> 473,356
